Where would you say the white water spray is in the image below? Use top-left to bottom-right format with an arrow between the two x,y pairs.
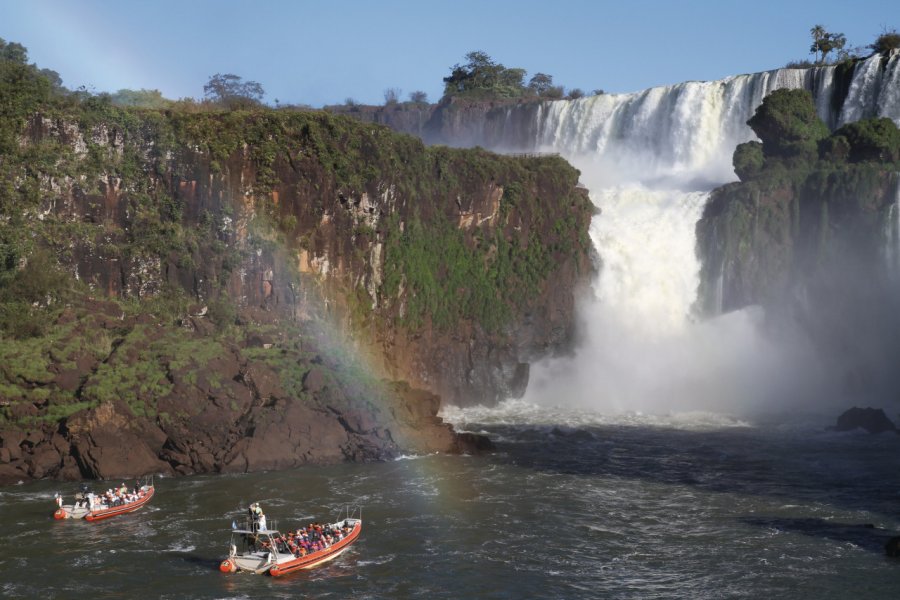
440,55 -> 900,415
518,57 -> 900,416
886,174 -> 900,278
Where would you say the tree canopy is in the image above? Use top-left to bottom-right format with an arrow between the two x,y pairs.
869,28 -> 900,55
809,25 -> 846,64
203,73 -> 265,108
110,88 -> 171,109
442,51 -> 529,100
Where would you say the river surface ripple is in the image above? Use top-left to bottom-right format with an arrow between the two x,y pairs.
2,407 -> 899,599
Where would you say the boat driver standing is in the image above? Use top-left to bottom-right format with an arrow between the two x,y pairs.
250,502 -> 266,532
255,503 -> 267,531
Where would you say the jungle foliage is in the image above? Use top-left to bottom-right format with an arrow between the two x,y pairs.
0,38 -> 592,429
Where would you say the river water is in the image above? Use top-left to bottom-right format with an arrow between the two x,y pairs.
2,403 -> 899,599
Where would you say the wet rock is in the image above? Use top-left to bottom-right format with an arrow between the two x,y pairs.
66,401 -> 173,479
830,407 -> 898,434
245,363 -> 283,401
27,443 -> 62,479
0,430 -> 25,451
302,367 -> 327,393
23,430 -> 44,448
58,455 -> 82,480
456,432 -> 495,454
0,463 -> 26,485
243,332 -> 274,348
54,369 -> 83,392
886,536 -> 900,557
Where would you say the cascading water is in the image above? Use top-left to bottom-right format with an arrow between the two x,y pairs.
886,174 -> 900,278
877,51 -> 900,125
511,52 -> 900,415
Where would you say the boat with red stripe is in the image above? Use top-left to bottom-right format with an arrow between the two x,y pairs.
53,478 -> 155,522
219,506 -> 362,576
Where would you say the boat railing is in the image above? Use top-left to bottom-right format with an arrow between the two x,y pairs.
332,504 -> 362,525
235,514 -> 278,533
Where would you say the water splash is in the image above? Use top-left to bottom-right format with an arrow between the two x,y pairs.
447,56 -> 900,415
885,174 -> 900,277
533,72 -> 892,413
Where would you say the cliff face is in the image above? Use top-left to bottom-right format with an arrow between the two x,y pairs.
695,91 -> 900,400
0,102 -> 592,483
697,167 -> 898,314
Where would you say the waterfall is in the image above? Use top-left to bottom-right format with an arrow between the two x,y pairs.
457,54 -> 900,413
886,174 -> 900,277
839,54 -> 885,125
877,51 -> 900,125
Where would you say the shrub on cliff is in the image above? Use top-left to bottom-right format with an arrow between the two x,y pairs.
733,141 -> 765,180
830,118 -> 900,164
0,39 -> 54,152
819,134 -> 851,162
747,89 -> 829,161
869,28 -> 900,55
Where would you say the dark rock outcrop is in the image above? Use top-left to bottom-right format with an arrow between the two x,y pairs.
886,536 -> 900,557
0,304 -> 494,485
830,407 -> 898,434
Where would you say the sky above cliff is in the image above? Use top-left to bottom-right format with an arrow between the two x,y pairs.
1,0 -> 897,106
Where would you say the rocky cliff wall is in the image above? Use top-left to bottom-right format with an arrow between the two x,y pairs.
0,103 -> 592,483
695,92 -> 900,402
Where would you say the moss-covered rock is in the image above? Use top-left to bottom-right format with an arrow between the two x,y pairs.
747,89 -> 829,161
0,54 -> 589,482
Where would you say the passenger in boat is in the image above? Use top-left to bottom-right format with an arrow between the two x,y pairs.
275,536 -> 289,554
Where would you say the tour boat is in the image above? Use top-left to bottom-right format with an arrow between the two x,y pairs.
219,507 -> 362,576
53,479 -> 155,521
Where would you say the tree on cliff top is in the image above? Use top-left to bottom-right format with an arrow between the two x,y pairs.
809,25 -> 846,65
869,28 -> 900,55
203,73 -> 265,109
442,51 -> 527,100
747,89 -> 829,160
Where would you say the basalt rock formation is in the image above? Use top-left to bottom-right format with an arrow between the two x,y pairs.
0,58 -> 591,483
830,407 -> 898,434
696,89 -> 900,401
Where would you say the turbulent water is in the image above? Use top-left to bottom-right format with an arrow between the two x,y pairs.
2,405 -> 899,599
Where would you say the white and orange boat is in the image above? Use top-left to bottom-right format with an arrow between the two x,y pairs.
53,479 -> 155,522
219,507 -> 362,577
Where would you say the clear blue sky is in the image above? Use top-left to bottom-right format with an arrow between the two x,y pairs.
1,0 -> 897,106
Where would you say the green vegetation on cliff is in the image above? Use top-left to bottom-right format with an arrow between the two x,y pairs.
0,40 -> 593,439
698,88 -> 900,315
